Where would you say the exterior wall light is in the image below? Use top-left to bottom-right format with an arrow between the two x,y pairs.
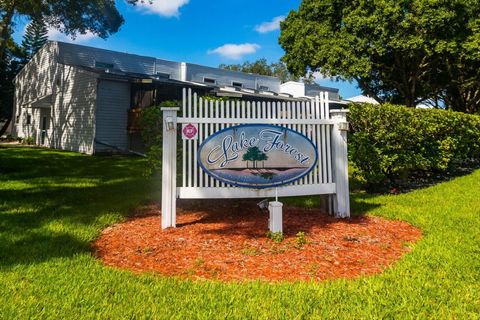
338,122 -> 349,131
165,117 -> 175,131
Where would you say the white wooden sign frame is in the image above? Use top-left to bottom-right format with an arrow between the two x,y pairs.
161,88 -> 350,228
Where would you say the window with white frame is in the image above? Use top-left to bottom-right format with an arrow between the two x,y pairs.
203,77 -> 216,84
95,61 -> 114,69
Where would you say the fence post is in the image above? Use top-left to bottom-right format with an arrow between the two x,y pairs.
161,107 -> 180,229
330,110 -> 350,218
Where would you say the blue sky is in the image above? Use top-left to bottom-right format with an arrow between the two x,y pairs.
13,0 -> 360,98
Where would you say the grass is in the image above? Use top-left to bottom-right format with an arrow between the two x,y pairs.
1,146 -> 479,319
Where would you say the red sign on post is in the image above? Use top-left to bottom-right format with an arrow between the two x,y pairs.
182,123 -> 198,140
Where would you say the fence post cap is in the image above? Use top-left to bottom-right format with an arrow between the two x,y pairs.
330,109 -> 349,120
161,107 -> 180,111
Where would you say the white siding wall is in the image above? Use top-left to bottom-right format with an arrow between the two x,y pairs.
13,41 -> 58,141
51,65 -> 98,154
94,80 -> 130,153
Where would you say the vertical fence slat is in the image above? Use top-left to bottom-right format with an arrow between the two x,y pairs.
204,99 -> 209,186
291,102 -> 298,185
236,100 -> 241,120
193,93 -> 198,187
320,93 -> 327,184
325,92 -> 332,183
215,100 -> 220,187
198,98 -> 203,188
182,88 -> 186,117
187,90 -> 192,187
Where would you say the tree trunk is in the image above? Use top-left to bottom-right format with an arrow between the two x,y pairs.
0,118 -> 11,136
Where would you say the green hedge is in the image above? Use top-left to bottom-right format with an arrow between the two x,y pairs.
348,104 -> 480,187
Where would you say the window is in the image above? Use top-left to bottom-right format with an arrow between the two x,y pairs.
95,61 -> 114,69
203,77 -> 216,84
232,81 -> 243,88
156,72 -> 170,79
258,85 -> 269,91
26,114 -> 31,125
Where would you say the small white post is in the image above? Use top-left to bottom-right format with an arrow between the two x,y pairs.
161,107 -> 179,229
330,110 -> 350,218
268,201 -> 283,233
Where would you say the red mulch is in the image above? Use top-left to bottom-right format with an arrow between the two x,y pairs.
92,200 -> 421,282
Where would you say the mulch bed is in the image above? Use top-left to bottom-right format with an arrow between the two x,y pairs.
92,200 -> 421,282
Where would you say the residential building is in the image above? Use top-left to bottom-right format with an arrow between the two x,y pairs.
13,41 -> 341,154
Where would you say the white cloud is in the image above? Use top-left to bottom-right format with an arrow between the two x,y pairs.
255,16 -> 285,33
208,43 -> 260,60
47,27 -> 96,43
136,0 -> 189,17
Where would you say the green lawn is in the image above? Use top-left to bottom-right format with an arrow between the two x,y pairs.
1,146 -> 479,319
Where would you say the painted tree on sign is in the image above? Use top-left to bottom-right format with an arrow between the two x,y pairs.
243,147 -> 268,169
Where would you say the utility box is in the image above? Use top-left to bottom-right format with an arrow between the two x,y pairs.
268,201 -> 283,233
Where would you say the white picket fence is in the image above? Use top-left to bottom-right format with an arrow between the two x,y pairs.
161,88 -> 350,228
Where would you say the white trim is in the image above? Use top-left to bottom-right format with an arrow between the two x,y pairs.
178,184 -> 336,199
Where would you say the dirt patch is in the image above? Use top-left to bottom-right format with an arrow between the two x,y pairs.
92,200 -> 421,282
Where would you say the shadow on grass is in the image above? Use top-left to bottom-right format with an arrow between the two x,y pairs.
0,146 -> 156,267
0,146 -> 383,266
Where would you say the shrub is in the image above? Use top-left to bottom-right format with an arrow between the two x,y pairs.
348,104 -> 480,187
140,100 -> 180,176
21,136 -> 34,145
266,231 -> 284,243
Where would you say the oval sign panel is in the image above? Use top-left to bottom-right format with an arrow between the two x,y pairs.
198,124 -> 318,189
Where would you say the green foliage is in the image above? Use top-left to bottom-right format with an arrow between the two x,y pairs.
219,58 -> 301,83
242,146 -> 268,168
0,0 -> 126,68
279,0 -> 480,112
294,231 -> 308,249
0,36 -> 23,123
348,103 -> 480,187
21,17 -> 48,62
139,101 -> 179,176
1,147 -> 480,318
21,136 -> 34,145
202,96 -> 230,102
266,231 -> 284,243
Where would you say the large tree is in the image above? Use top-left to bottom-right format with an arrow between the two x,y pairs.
21,16 -> 48,62
0,0 -> 134,63
0,36 -> 22,135
279,0 -> 480,112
